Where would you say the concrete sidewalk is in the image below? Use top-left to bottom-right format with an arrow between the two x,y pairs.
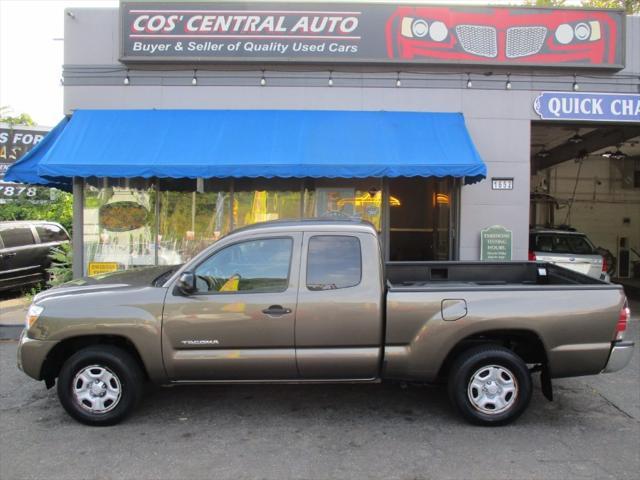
0,296 -> 29,326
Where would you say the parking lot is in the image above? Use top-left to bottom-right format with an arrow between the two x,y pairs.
0,302 -> 638,480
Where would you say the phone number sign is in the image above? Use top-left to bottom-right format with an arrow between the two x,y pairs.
0,125 -> 50,201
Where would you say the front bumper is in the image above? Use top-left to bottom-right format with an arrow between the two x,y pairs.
602,341 -> 635,374
17,330 -> 58,380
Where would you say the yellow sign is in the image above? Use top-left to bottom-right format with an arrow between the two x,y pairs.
219,274 -> 240,292
88,262 -> 120,276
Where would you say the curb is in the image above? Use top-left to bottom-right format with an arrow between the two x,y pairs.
0,325 -> 23,341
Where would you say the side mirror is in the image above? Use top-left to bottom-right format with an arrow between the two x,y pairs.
176,272 -> 196,295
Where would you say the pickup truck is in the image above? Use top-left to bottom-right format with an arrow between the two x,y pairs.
17,220 -> 634,426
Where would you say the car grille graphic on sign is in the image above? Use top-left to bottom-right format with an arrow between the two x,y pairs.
506,26 -> 548,58
455,25 -> 498,58
384,6 -> 621,67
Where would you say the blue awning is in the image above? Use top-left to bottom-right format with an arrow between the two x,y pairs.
5,109 -> 486,185
4,117 -> 71,189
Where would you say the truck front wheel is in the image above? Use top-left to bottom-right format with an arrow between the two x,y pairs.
448,345 -> 532,426
57,345 -> 143,426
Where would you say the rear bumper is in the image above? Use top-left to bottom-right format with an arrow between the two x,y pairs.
602,341 -> 635,374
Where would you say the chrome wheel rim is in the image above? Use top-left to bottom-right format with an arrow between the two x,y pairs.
72,365 -> 122,414
467,365 -> 518,415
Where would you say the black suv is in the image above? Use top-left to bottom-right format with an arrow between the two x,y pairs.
0,221 -> 70,292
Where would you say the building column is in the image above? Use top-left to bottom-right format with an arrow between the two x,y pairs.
72,177 -> 84,278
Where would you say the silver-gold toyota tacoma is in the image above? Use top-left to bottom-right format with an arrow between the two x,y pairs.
17,220 -> 634,426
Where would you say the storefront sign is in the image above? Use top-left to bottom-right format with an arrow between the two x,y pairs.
120,2 -> 624,68
534,92 -> 640,122
0,125 -> 49,202
481,225 -> 512,261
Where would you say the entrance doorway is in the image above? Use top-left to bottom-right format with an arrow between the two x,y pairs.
388,178 -> 456,261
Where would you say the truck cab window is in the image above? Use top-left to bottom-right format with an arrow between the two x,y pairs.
194,238 -> 292,294
307,235 -> 361,291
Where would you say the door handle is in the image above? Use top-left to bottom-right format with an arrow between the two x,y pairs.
262,305 -> 292,316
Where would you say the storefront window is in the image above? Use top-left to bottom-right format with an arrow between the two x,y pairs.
233,179 -> 302,228
83,178 -> 157,275
82,176 -> 455,275
303,179 -> 383,231
159,179 -> 231,263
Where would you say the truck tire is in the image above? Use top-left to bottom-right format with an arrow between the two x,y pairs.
57,345 -> 143,426
447,345 -> 532,426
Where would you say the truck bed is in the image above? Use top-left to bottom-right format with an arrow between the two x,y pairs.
383,260 -> 625,383
386,261 -> 608,289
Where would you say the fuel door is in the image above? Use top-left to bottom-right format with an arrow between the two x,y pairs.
441,299 -> 468,321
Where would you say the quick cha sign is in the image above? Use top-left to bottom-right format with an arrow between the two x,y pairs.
534,92 -> 640,123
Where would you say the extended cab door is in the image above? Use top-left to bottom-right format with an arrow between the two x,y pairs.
162,233 -> 302,381
295,231 -> 384,379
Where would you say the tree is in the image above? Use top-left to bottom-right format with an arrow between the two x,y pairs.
0,106 -> 35,126
524,0 -> 568,6
582,0 -> 640,14
0,192 -> 73,233
523,0 -> 639,12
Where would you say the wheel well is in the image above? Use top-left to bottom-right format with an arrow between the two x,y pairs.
437,329 -> 548,381
41,335 -> 149,387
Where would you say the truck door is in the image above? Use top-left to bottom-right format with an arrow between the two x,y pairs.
295,232 -> 384,379
162,233 -> 302,380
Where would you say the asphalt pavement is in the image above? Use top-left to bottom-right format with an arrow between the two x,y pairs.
0,305 -> 638,480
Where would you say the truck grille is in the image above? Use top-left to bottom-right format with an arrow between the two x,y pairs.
455,25 -> 498,58
506,26 -> 547,58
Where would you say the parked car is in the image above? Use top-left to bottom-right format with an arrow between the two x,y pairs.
529,228 -> 609,281
18,220 -> 633,426
0,221 -> 70,292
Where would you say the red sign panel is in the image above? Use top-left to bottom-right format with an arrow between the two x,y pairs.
385,6 -> 623,67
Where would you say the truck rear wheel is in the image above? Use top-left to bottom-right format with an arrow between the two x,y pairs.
447,345 -> 532,426
57,345 -> 143,426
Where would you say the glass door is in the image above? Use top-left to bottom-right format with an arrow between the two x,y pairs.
388,178 -> 454,261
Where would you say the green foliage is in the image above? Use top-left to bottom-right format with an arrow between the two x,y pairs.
47,243 -> 73,287
24,285 -> 43,303
522,0 -> 638,12
0,190 -> 74,234
0,106 -> 35,126
523,0 -> 568,6
582,0 -> 639,13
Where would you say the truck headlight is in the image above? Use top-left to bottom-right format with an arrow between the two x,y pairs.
25,304 -> 44,329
